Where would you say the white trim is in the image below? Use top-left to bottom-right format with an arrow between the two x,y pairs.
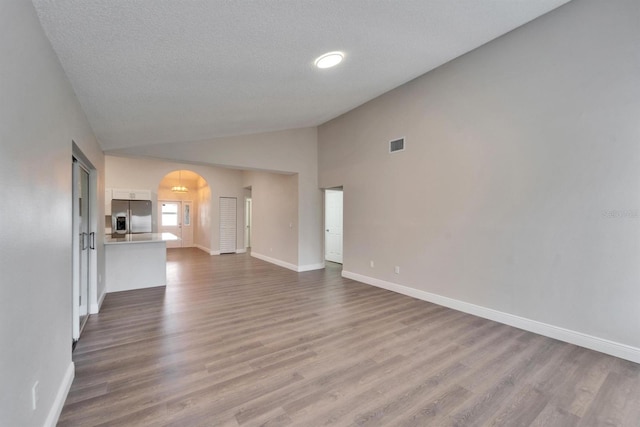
251,252 -> 298,271
44,362 -> 74,427
251,252 -> 325,272
236,248 -> 247,254
298,262 -> 325,272
195,244 -> 218,255
90,290 -> 106,314
342,270 -> 640,364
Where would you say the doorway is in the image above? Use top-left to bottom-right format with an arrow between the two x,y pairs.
325,188 -> 343,264
159,200 -> 193,248
72,156 -> 94,343
158,170 -> 207,250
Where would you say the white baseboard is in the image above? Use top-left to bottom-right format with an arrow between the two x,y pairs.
251,252 -> 299,271
44,361 -> 74,427
195,244 -> 219,255
298,262 -> 325,272
90,289 -> 106,314
342,270 -> 640,364
251,252 -> 325,272
236,248 -> 247,254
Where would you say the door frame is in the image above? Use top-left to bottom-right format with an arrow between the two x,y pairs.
72,146 -> 98,343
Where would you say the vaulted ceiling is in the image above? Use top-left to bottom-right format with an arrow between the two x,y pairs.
33,0 -> 571,151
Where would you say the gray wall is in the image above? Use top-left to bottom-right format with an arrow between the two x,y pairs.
0,1 -> 104,425
243,171 -> 299,266
110,127 -> 323,269
319,0 -> 640,351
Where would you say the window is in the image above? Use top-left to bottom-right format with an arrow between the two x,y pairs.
161,203 -> 178,226
184,204 -> 191,226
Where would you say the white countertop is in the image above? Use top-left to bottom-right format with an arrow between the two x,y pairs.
104,232 -> 179,245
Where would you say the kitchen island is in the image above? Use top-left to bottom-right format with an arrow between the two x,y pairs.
104,232 -> 179,292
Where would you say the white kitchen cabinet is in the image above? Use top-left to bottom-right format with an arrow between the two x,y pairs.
112,189 -> 152,200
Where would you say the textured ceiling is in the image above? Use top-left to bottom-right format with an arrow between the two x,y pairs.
33,0 -> 571,151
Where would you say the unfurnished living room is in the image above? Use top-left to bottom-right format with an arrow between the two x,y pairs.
1,0 -> 639,426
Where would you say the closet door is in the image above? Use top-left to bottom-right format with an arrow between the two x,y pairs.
72,159 -> 91,342
219,197 -> 237,254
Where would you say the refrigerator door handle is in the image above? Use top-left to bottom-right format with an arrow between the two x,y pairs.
89,232 -> 96,250
81,232 -> 88,250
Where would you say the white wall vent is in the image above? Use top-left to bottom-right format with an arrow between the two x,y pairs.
389,137 -> 405,153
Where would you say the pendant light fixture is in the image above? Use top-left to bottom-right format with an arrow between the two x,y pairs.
171,170 -> 188,193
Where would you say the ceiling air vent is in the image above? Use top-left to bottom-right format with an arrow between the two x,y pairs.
389,137 -> 405,153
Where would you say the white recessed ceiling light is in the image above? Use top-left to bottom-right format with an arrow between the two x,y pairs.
314,51 -> 344,69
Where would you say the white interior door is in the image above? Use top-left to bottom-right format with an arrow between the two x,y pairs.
72,159 -> 91,341
220,197 -> 237,254
245,198 -> 252,249
159,201 -> 182,248
325,189 -> 343,264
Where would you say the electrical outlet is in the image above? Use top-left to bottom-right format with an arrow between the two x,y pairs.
394,266 -> 400,274
370,260 -> 374,268
31,381 -> 39,411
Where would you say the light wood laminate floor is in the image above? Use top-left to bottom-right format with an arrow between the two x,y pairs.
60,248 -> 640,426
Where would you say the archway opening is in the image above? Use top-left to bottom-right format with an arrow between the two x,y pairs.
157,170 -> 210,250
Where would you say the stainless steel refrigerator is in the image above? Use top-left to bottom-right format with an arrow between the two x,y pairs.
111,199 -> 152,235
